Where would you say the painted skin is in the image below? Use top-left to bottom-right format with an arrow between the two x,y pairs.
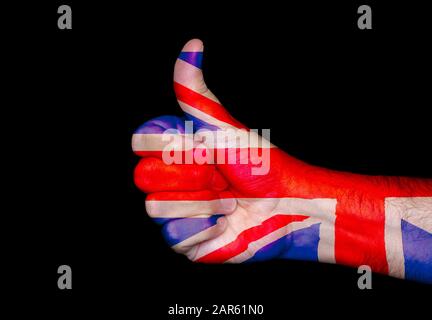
133,39 -> 432,283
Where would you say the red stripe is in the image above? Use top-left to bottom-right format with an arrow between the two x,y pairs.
174,82 -> 247,129
334,197 -> 388,274
196,214 -> 308,263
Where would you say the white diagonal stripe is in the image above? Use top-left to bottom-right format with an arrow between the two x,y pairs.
384,197 -> 432,279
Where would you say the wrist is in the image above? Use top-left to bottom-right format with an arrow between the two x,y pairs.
290,162 -> 432,274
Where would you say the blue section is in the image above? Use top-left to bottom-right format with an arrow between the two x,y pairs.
161,215 -> 223,246
153,218 -> 173,225
401,219 -> 432,284
134,115 -> 186,134
246,223 -> 321,262
179,52 -> 203,69
134,114 -> 219,135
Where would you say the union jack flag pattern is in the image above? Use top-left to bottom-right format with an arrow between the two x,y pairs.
132,39 -> 432,284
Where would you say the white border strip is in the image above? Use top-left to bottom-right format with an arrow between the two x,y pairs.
132,131 -> 276,152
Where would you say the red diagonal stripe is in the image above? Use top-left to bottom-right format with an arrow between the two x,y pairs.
174,82 -> 247,129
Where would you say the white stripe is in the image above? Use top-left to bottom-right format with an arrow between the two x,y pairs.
384,197 -> 432,279
132,133 -> 191,152
146,199 -> 236,218
146,199 -> 219,218
132,131 -> 276,152
148,198 -> 336,220
317,215 -> 336,263
174,59 -> 221,102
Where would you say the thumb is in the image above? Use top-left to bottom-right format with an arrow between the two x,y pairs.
174,39 -> 246,130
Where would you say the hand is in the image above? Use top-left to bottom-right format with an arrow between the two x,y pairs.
132,39 -> 432,283
133,39 -> 311,263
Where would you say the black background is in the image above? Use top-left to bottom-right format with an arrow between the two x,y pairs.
6,0 -> 431,317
